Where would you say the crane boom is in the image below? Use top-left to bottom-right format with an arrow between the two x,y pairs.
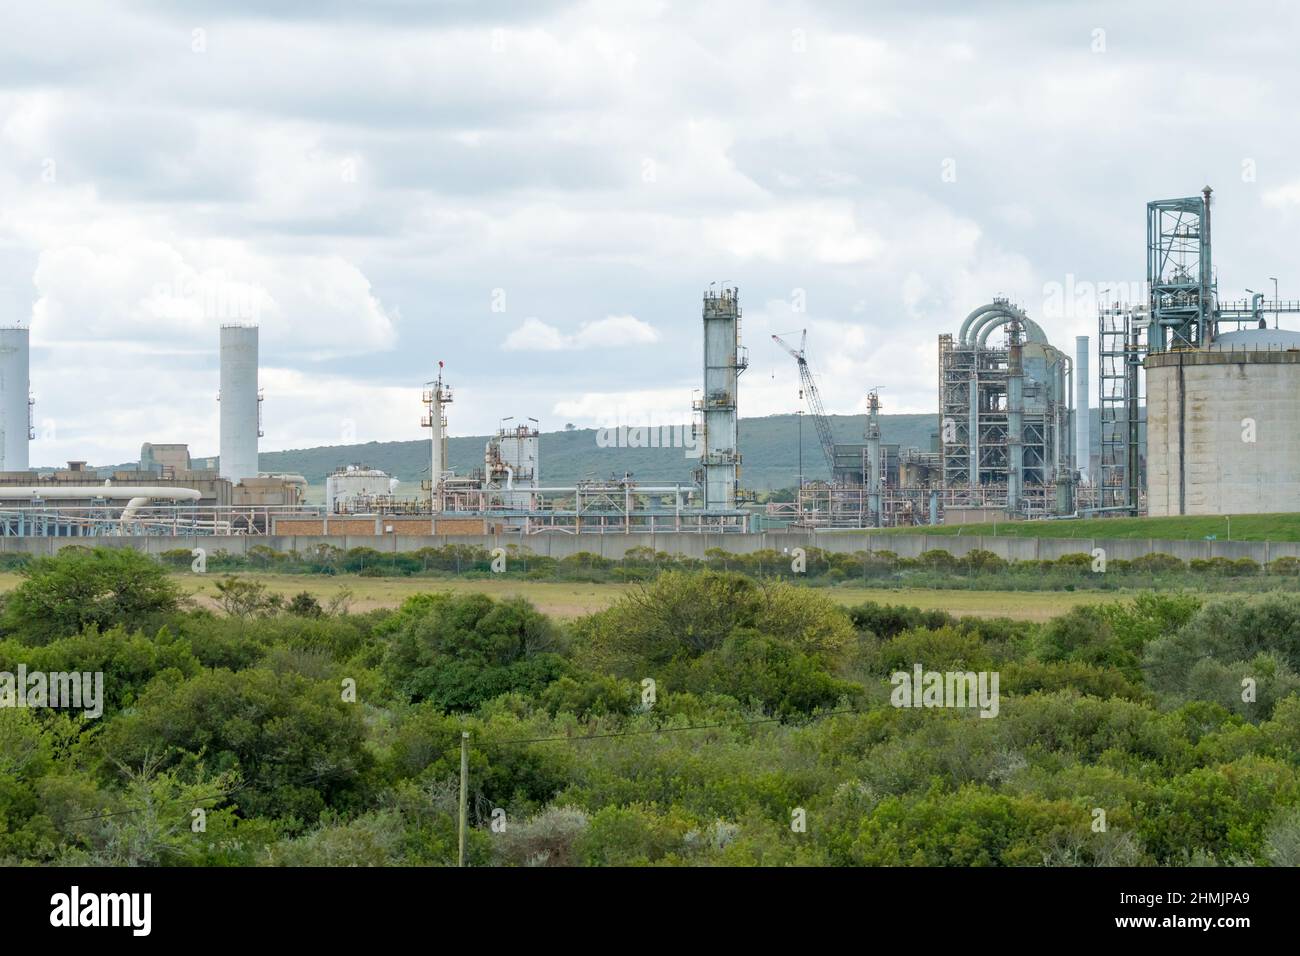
772,331 -> 837,474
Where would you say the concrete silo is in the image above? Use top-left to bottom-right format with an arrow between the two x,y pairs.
218,324 -> 261,483
0,327 -> 31,473
1145,328 -> 1300,516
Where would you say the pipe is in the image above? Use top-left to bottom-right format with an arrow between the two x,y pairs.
973,311 -> 1048,347
1006,320 -> 1024,516
958,303 -> 1010,344
1074,335 -> 1089,483
0,486 -> 202,501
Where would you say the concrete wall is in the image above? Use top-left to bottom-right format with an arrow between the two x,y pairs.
1147,350 -> 1300,516
3,530 -> 1297,564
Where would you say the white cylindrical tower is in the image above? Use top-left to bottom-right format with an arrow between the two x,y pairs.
219,324 -> 260,483
0,327 -> 31,473
1075,335 -> 1090,482
422,363 -> 453,513
701,286 -> 746,510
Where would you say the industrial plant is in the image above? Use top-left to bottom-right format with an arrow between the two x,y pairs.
0,186 -> 1295,540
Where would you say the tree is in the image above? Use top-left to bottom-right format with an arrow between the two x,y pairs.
1,548 -> 182,646
288,591 -> 324,618
214,576 -> 272,619
379,593 -> 567,710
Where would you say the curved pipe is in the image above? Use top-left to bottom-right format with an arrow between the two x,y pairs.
960,302 -> 1048,347
121,497 -> 152,522
958,303 -> 1008,344
973,312 -> 1048,347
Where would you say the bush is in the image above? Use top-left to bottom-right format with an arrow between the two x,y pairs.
1,548 -> 182,646
379,593 -> 568,710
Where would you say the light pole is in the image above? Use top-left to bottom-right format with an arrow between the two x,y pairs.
1271,277 -> 1279,329
499,415 -> 514,433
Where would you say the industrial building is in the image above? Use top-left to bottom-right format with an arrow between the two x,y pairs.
938,300 -> 1076,519
1099,187 -> 1300,517
2,186 -> 1296,540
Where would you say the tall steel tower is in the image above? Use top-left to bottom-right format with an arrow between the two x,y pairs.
699,286 -> 747,510
1146,187 -> 1215,352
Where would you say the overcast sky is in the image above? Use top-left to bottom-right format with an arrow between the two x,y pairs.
2,0 -> 1297,465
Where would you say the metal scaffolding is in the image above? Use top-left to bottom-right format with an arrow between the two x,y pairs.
937,299 -> 1074,518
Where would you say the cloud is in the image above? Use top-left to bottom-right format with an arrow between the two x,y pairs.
2,0 -> 1299,462
28,237 -> 396,355
502,314 -> 660,351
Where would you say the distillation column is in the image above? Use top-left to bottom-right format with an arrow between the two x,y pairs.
701,287 -> 745,510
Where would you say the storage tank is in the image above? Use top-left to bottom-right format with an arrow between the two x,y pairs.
486,424 -> 539,510
1145,328 -> 1300,516
0,327 -> 31,472
219,324 -> 260,483
325,465 -> 391,513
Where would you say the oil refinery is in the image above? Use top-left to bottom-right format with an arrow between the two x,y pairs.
0,186 -> 1296,541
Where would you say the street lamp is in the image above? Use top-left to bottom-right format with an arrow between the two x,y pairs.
500,415 -> 514,433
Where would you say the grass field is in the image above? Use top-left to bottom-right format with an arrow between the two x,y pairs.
873,512 -> 1300,542
0,570 -> 1130,622
184,575 -> 1129,620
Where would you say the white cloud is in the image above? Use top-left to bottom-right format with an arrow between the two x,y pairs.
502,314 -> 660,351
1,0 -> 1297,460
27,236 -> 396,354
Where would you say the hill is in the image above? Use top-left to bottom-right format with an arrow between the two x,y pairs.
64,408 -> 1136,494
252,413 -> 939,492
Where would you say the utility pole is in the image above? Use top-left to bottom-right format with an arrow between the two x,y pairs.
458,730 -> 469,867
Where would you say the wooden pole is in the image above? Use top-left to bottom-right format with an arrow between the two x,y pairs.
458,731 -> 469,867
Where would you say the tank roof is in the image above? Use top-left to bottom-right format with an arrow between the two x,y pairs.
1212,328 -> 1300,349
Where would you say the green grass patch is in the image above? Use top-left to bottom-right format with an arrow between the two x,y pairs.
873,512 -> 1300,542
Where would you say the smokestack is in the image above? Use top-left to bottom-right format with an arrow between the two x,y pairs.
0,327 -> 31,473
219,324 -> 261,483
1075,335 -> 1090,482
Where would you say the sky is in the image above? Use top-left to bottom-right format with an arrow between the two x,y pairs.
2,0 -> 1298,466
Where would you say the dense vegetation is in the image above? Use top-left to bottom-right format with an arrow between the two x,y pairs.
2,547 -> 1299,867
122,542 -> 1300,593
881,511 -> 1300,542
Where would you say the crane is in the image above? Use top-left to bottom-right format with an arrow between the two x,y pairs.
772,330 -> 836,475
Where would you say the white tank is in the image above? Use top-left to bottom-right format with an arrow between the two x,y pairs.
219,324 -> 260,483
0,327 -> 30,473
325,465 -> 391,513
1146,328 -> 1300,516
